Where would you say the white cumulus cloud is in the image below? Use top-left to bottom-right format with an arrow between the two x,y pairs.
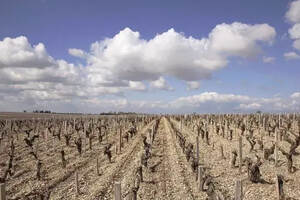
293,39 -> 300,50
68,48 -> 87,58
166,92 -> 300,113
129,81 -> 147,91
286,1 -> 300,52
0,22 -> 278,112
286,0 -> 300,23
263,56 -> 275,63
186,81 -> 201,90
291,92 -> 300,98
0,36 -> 54,68
284,51 -> 300,60
150,77 -> 173,91
239,103 -> 261,110
289,24 -> 300,39
72,23 -> 275,85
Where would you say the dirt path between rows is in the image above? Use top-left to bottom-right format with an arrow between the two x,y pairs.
128,117 -> 207,199
50,120 -> 156,200
171,117 -> 300,200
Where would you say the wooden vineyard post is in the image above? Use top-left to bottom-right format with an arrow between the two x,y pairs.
196,136 -> 199,180
293,113 -> 296,131
83,123 -> 86,153
239,136 -> 243,173
64,121 -> 67,134
148,129 -> 153,144
75,171 -> 79,195
45,127 -> 48,141
83,135 -> 86,154
96,157 -> 100,176
180,116 -> 182,131
0,183 -> 6,200
261,128 -> 264,152
119,127 -> 122,153
35,138 -> 39,156
220,145 -> 224,159
234,179 -> 243,200
138,166 -> 143,182
139,122 -> 142,132
275,128 -> 278,167
198,166 -> 204,191
225,120 -> 227,138
276,174 -> 284,200
114,119 -> 116,132
52,124 -> 55,148
151,128 -> 154,144
245,116 -> 248,135
115,182 -> 122,200
235,124 -> 237,140
196,136 -> 199,164
106,127 -> 108,142
262,116 -> 265,132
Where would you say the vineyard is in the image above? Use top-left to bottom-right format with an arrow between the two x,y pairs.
0,113 -> 300,199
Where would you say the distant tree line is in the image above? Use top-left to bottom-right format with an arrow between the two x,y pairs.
33,110 -> 52,113
99,111 -> 139,115
26,110 -> 142,115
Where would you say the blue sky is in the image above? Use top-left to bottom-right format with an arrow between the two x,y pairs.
0,0 -> 300,113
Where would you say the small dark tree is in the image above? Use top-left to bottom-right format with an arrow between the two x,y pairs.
64,134 -> 71,146
231,150 -> 237,168
75,137 -> 82,155
60,150 -> 66,168
264,144 -> 275,160
104,144 -> 112,163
